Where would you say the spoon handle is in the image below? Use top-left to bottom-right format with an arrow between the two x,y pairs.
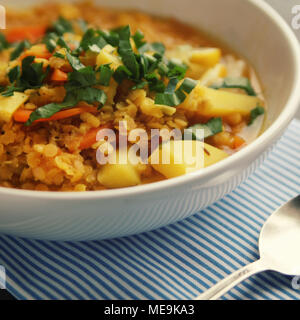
195,259 -> 268,300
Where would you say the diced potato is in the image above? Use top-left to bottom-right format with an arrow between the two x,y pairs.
165,45 -> 192,64
166,45 -> 222,79
190,48 -> 221,67
97,149 -> 141,188
149,140 -> 228,178
198,86 -> 262,116
180,84 -> 263,116
0,92 -> 29,122
96,44 -> 122,70
199,64 -> 227,86
63,32 -> 82,46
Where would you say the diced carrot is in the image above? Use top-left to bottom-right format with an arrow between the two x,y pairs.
80,123 -> 113,150
6,25 -> 47,43
51,69 -> 68,82
20,44 -> 52,60
13,106 -> 97,124
13,109 -> 31,123
233,135 -> 245,149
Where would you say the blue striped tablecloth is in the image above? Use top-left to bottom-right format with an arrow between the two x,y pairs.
0,120 -> 300,300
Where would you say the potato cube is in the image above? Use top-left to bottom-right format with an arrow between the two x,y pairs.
149,140 -> 228,178
96,44 -> 122,70
190,48 -> 221,67
0,92 -> 29,122
180,84 -> 263,116
97,149 -> 141,188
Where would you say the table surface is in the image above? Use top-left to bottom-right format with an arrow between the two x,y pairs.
0,0 -> 299,301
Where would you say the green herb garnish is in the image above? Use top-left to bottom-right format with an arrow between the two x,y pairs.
1,20 -> 198,125
155,77 -> 197,106
79,28 -> 107,53
50,16 -> 74,36
25,62 -> 107,125
98,64 -> 113,86
248,105 -> 264,125
132,30 -> 146,49
43,32 -> 58,52
10,40 -> 31,60
65,51 -> 85,71
2,56 -> 49,97
53,52 -> 65,59
211,77 -> 256,96
185,118 -> 223,140
116,26 -> 140,80
0,34 -> 9,52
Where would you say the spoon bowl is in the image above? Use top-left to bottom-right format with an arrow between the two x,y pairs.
196,195 -> 300,300
259,195 -> 300,275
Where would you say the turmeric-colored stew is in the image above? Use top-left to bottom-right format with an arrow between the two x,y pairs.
0,2 -> 265,191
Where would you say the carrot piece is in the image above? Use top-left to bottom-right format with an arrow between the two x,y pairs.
20,44 -> 52,60
45,107 -> 97,122
13,109 -> 32,123
6,25 -> 47,43
13,107 -> 97,123
80,123 -> 113,150
51,69 -> 68,82
233,135 -> 245,149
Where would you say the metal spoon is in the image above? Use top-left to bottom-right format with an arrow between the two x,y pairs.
196,195 -> 300,300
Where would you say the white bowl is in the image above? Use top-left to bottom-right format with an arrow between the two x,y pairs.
0,0 -> 299,241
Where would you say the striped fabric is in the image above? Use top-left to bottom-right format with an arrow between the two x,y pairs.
0,120 -> 300,300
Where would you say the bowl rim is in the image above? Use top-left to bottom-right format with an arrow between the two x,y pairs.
1,0 -> 300,200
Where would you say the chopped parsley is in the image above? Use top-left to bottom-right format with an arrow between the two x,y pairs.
155,77 -> 197,106
211,77 -> 256,96
98,64 -> 113,86
53,52 -> 65,59
78,28 -> 107,53
65,51 -> 85,70
50,16 -> 74,36
43,32 -> 59,52
0,34 -> 9,52
248,105 -> 265,125
132,30 -> 146,49
10,40 -> 31,60
25,56 -> 107,125
185,118 -> 223,140
2,19 -> 199,124
2,56 -> 49,97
